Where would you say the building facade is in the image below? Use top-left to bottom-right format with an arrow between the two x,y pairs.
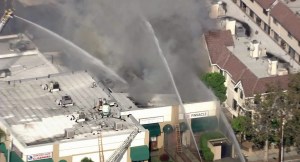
234,0 -> 300,64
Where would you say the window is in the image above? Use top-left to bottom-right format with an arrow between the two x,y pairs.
273,18 -> 278,25
274,32 -> 279,42
234,87 -> 238,92
288,32 -> 293,39
288,46 -> 295,58
263,9 -> 268,15
256,17 -> 261,26
240,91 -> 244,99
233,99 -> 238,111
250,10 -> 254,18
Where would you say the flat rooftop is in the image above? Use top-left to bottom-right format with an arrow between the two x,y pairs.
0,71 -> 138,146
230,37 -> 274,78
0,34 -> 59,81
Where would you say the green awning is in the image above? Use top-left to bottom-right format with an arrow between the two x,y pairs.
191,116 -> 218,132
10,151 -> 24,162
59,160 -> 67,162
0,143 -> 7,155
0,143 -> 24,162
143,123 -> 161,137
130,145 -> 149,161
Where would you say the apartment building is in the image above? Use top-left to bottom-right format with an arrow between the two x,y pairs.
204,30 -> 291,118
234,0 -> 300,64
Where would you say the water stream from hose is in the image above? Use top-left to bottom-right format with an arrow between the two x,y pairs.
144,19 -> 203,161
15,15 -> 127,84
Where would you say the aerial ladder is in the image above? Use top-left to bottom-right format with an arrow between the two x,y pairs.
98,132 -> 105,162
0,9 -> 14,32
106,128 -> 139,162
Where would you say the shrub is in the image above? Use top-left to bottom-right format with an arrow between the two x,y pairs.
199,131 -> 224,161
203,149 -> 214,162
81,157 -> 94,162
160,153 -> 170,161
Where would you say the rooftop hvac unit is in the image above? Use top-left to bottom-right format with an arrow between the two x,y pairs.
48,81 -> 60,92
65,128 -> 75,139
114,121 -> 123,131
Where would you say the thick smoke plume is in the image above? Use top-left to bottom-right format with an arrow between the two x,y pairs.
12,0 -> 217,103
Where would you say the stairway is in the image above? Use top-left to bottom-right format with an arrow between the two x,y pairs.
175,124 -> 182,153
98,133 -> 105,162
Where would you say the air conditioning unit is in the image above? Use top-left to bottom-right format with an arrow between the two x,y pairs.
65,128 -> 75,139
114,122 -> 123,131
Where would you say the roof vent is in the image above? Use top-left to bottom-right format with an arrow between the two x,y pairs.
65,128 -> 75,139
114,121 -> 123,131
0,69 -> 11,78
249,40 -> 261,58
57,95 -> 74,107
268,58 -> 278,75
42,81 -> 60,92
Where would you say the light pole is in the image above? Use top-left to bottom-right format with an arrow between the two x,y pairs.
280,119 -> 285,162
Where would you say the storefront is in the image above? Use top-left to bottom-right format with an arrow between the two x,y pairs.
142,123 -> 161,150
191,116 -> 218,132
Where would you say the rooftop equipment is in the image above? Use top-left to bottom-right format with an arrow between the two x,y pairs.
114,121 -> 123,131
57,95 -> 74,107
101,105 -> 111,117
65,128 -> 75,139
0,69 -> 11,78
42,81 -> 60,92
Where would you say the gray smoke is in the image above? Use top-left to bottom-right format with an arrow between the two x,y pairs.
12,0 -> 217,103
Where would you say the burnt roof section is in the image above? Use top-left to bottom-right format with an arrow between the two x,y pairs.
255,0 -> 276,9
270,2 -> 300,41
205,30 -> 290,97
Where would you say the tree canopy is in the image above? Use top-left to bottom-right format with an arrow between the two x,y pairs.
81,157 -> 94,162
201,72 -> 227,102
231,116 -> 252,143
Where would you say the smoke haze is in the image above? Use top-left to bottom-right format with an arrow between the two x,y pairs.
11,0 -> 217,103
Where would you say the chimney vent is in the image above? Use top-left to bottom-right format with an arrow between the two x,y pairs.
249,40 -> 260,58
268,58 -> 278,75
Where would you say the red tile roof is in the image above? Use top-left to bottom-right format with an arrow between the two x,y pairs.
205,30 -> 291,97
255,0 -> 276,9
270,2 -> 300,41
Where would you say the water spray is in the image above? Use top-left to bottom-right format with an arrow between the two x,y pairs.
14,15 -> 127,84
144,19 -> 203,161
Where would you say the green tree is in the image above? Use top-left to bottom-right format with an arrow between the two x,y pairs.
251,84 -> 292,162
81,157 -> 94,162
201,72 -> 227,102
231,116 -> 252,143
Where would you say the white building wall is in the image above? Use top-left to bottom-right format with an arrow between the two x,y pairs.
59,131 -> 145,157
270,17 -> 300,55
242,0 -> 269,24
182,101 -> 218,119
121,106 -> 172,123
23,145 -> 53,155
